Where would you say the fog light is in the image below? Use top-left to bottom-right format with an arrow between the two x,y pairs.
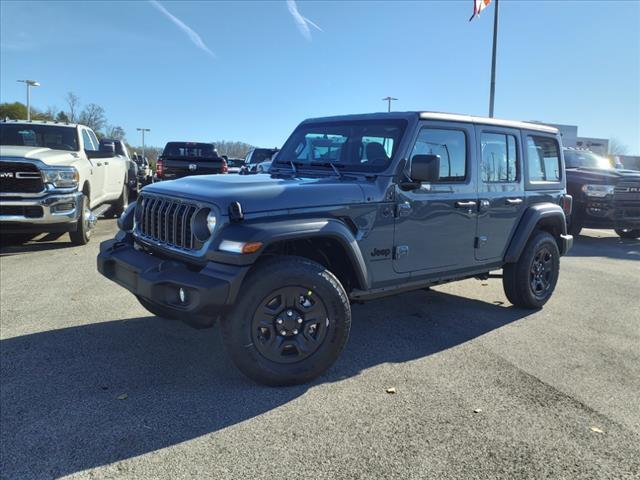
179,288 -> 186,304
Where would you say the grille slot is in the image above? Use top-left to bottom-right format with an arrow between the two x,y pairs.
136,195 -> 201,251
614,181 -> 640,204
0,161 -> 44,193
0,205 -> 44,218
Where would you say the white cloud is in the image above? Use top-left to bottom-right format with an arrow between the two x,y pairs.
149,0 -> 215,58
286,0 -> 322,41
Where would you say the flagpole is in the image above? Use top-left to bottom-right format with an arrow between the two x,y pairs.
488,0 -> 499,117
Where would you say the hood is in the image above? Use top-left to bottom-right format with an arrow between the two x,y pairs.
0,146 -> 81,166
566,166 -> 640,184
142,173 -> 367,214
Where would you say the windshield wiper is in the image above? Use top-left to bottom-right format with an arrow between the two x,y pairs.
310,161 -> 344,179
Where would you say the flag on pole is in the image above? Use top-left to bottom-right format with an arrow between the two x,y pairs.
469,0 -> 492,21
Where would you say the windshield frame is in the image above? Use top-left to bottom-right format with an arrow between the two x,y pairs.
273,119 -> 408,174
0,123 -> 80,152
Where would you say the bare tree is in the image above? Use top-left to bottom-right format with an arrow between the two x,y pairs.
65,92 -> 80,123
78,103 -> 107,133
608,138 -> 628,155
106,125 -> 126,140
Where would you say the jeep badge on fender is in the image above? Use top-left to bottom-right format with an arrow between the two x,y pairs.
98,111 -> 573,386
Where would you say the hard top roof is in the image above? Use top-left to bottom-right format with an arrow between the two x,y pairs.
302,111 -> 558,134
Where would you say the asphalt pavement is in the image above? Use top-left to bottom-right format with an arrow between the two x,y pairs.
1,222 -> 639,479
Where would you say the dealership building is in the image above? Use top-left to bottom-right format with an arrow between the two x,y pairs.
542,123 -> 610,156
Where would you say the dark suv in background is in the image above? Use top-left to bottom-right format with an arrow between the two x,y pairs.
99,112 -> 573,386
156,141 -> 227,181
564,148 -> 640,238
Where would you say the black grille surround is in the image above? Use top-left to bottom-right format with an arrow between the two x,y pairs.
0,161 -> 44,194
135,194 -> 209,252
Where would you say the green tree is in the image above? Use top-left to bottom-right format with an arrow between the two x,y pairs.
0,102 -> 28,120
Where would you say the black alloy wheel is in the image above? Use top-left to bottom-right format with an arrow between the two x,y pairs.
251,286 -> 329,364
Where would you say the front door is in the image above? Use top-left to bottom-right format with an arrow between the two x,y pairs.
393,122 -> 478,274
474,126 -> 526,261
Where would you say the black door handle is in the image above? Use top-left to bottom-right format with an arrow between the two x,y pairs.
455,201 -> 477,208
505,198 -> 523,205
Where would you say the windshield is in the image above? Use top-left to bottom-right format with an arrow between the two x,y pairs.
275,120 -> 406,172
0,124 -> 79,151
163,142 -> 217,158
564,149 -> 611,169
249,149 -> 276,164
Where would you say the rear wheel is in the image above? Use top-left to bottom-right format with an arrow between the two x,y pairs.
614,228 -> 640,239
222,256 -> 351,386
105,181 -> 129,219
503,231 -> 560,309
69,194 -> 92,245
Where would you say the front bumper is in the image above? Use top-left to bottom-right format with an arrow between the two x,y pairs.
578,198 -> 640,230
0,191 -> 83,232
97,235 -> 249,328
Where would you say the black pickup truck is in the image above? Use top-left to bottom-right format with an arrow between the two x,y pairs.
156,142 -> 227,181
564,148 -> 640,238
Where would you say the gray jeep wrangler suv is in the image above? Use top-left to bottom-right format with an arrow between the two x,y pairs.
98,112 -> 573,385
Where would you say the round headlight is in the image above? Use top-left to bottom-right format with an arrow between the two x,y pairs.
207,211 -> 217,233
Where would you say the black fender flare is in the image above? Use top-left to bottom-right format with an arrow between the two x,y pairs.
504,203 -> 568,263
209,218 -> 369,290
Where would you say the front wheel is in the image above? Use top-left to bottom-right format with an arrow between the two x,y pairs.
69,194 -> 93,245
503,231 -> 560,309
614,228 -> 640,239
221,256 -> 351,386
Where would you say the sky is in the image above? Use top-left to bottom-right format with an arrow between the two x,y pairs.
1,0 -> 639,153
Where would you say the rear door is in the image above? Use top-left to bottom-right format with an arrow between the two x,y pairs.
393,121 -> 478,274
162,142 -> 224,179
474,126 -> 526,261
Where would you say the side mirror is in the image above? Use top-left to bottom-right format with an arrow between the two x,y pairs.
99,142 -> 115,154
410,154 -> 440,183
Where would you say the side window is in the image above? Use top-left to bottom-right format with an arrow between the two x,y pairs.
411,128 -> 467,182
481,132 -> 518,182
82,129 -> 97,151
527,136 -> 560,182
88,130 -> 100,151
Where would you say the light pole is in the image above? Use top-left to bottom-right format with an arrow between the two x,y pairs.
488,0 -> 499,118
137,128 -> 150,160
17,79 -> 40,121
382,96 -> 398,113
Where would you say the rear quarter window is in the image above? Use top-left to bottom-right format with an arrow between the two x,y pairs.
526,135 -> 561,182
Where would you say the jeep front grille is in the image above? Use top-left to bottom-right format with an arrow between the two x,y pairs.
0,161 -> 44,194
136,195 -> 201,250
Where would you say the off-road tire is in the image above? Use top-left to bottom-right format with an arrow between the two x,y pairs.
614,228 -> 640,239
69,194 -> 92,245
503,231 -> 560,309
136,295 -> 181,320
105,181 -> 129,219
222,256 -> 351,386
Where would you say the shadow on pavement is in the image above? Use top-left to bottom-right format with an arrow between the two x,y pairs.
0,290 -> 532,479
567,233 -> 640,261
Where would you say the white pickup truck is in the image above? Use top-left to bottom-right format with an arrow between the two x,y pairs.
0,120 -> 128,245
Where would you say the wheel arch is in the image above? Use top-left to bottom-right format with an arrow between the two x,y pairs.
222,218 -> 369,294
504,203 -> 568,263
